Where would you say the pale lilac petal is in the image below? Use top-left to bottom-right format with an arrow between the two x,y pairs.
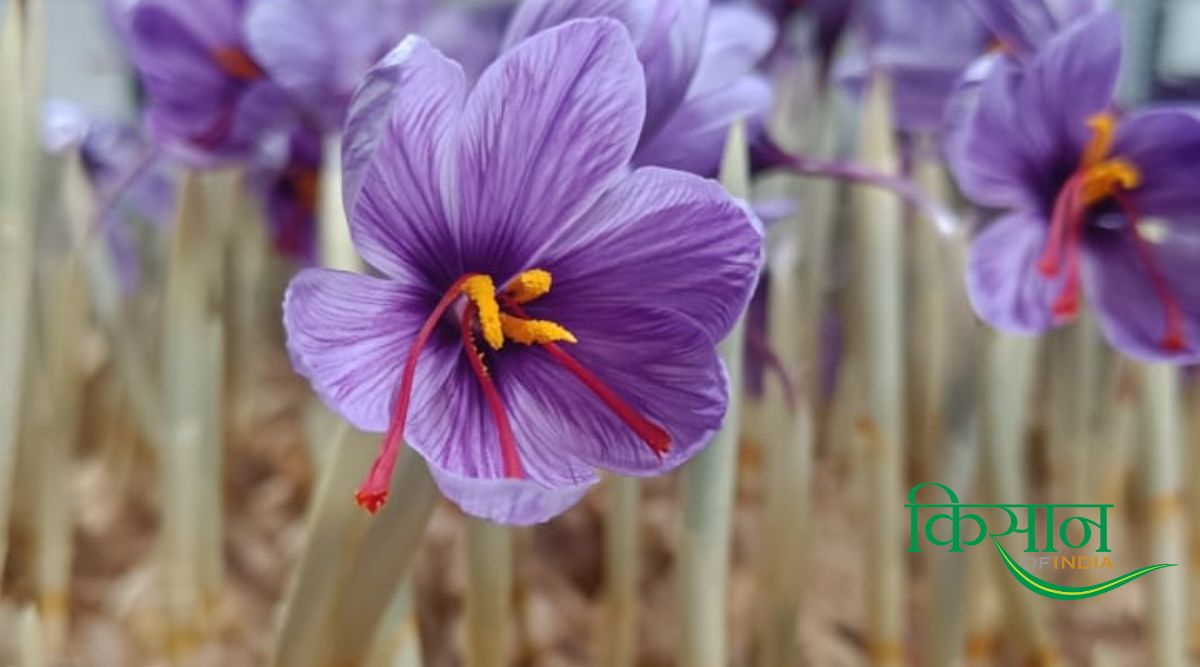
426,461 -> 596,525
345,37 -> 466,282
1082,225 -> 1200,363
1114,108 -> 1200,218
966,213 -> 1070,334
636,0 -> 709,140
529,167 -> 764,343
455,18 -> 645,280
244,0 -> 334,122
282,268 -> 450,432
502,0 -> 706,142
633,74 -> 771,175
502,0 -> 636,48
688,3 -> 774,96
961,0 -> 1108,57
1014,11 -> 1121,157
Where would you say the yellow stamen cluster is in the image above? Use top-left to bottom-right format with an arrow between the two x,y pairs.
1081,113 -> 1117,167
1080,160 -> 1141,207
463,269 -> 577,351
505,269 -> 552,304
500,314 -> 577,345
1078,112 -> 1141,207
462,275 -> 504,350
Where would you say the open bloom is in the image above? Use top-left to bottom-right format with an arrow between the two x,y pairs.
123,0 -> 294,163
283,19 -> 763,524
946,12 -> 1200,362
42,101 -> 176,293
247,126 -> 322,263
835,0 -> 990,134
961,0 -> 1107,59
504,0 -> 775,177
244,0 -> 510,132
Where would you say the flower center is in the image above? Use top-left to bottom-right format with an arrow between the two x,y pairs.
354,269 -> 671,513
1035,113 -> 1186,353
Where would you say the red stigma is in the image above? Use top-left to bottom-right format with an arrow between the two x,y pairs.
212,47 -> 264,81
503,298 -> 671,457
1112,192 -> 1191,354
460,304 -> 525,479
356,274 -> 481,513
354,489 -> 388,515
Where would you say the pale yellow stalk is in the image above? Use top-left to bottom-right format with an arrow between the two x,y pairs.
18,606 -> 46,667
0,0 -> 43,593
852,76 -> 906,667
465,518 -> 514,667
754,65 -> 827,667
601,474 -> 640,667
677,119 -> 749,667
980,332 -> 1060,666
1138,363 -> 1187,667
161,173 -> 226,658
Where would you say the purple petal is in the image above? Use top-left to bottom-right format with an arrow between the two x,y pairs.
633,3 -> 774,174
402,347 -> 599,494
1016,11 -> 1122,157
425,460 -> 596,525
529,167 -> 764,344
688,3 -> 774,95
454,18 -> 646,280
502,0 -> 706,142
244,0 -> 335,125
1082,225 -> 1200,363
966,212 -> 1070,334
961,0 -> 1108,58
636,0 -> 709,140
1114,108 -> 1200,217
634,74 -> 771,175
497,308 -> 729,476
345,36 -> 466,281
282,268 -> 449,432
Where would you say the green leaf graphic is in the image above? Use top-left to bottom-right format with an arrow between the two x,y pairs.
991,537 -> 1175,600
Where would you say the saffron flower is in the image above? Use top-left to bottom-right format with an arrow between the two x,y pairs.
42,101 -> 176,293
123,0 -> 294,163
503,0 -> 775,177
283,19 -> 763,524
247,127 -> 322,263
947,12 -> 1200,362
836,0 -> 990,133
244,0 -> 510,131
961,0 -> 1107,59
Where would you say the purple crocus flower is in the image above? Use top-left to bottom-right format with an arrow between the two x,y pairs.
504,0 -> 775,178
244,0 -> 417,131
244,0 -> 511,132
835,0 -> 990,133
247,126 -> 322,263
122,0 -> 295,163
946,11 -> 1200,362
960,0 -> 1107,59
42,101 -> 176,293
283,19 -> 763,524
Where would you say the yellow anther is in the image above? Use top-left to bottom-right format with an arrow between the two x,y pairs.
500,314 -> 577,345
1082,112 -> 1117,167
505,269 -> 553,304
462,275 -> 504,350
1080,159 -> 1141,206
